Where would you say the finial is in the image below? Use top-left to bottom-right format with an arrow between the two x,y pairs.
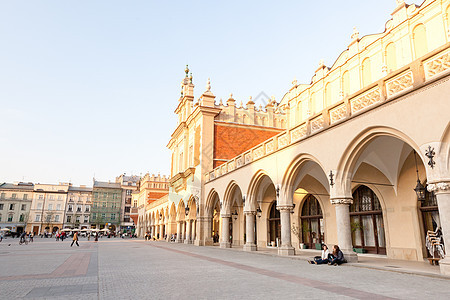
206,78 -> 211,91
396,0 -> 405,6
292,78 -> 297,86
219,98 -> 223,105
229,93 -> 233,99
185,65 -> 189,77
319,59 -> 324,67
351,27 -> 359,40
189,72 -> 193,83
239,100 -> 243,108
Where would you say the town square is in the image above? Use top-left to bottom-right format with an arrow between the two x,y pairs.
1,0 -> 450,298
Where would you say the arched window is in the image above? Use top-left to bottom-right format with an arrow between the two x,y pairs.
413,24 -> 428,58
268,201 -> 280,246
342,71 -> 350,97
362,58 -> 371,87
300,195 -> 324,249
351,186 -> 386,254
385,43 -> 397,73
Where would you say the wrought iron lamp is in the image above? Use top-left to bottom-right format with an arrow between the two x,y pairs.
256,206 -> 262,218
414,151 -> 426,202
231,210 -> 238,221
185,206 -> 190,216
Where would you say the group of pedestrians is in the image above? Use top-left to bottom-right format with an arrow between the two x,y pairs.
308,244 -> 346,266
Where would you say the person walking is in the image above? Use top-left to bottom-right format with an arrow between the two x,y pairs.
70,232 -> 79,247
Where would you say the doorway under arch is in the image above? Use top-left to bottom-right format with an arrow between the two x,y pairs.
267,201 -> 280,247
300,194 -> 324,249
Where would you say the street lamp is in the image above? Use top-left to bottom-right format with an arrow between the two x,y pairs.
231,210 -> 238,221
185,206 -> 190,216
256,206 -> 262,218
413,151 -> 426,202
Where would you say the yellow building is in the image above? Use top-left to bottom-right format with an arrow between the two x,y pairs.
139,0 -> 450,275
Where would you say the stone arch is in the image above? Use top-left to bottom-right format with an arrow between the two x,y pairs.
177,200 -> 186,221
223,181 -> 244,212
337,126 -> 423,194
186,195 -> 197,219
169,202 -> 177,221
246,170 -> 277,211
205,189 -> 221,217
439,122 -> 450,174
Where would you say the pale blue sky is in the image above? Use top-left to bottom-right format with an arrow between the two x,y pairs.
0,0 -> 412,186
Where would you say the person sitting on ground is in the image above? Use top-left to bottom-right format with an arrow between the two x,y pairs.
308,244 -> 330,265
329,245 -> 345,266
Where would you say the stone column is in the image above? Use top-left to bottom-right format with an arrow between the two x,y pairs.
278,206 -> 295,256
331,198 -> 358,262
192,220 -> 196,241
184,219 -> 191,244
176,221 -> 182,243
243,211 -> 257,251
220,214 -> 231,248
428,182 -> 450,275
181,221 -> 186,241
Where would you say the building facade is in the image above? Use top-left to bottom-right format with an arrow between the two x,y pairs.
0,182 -> 34,234
27,183 -> 70,235
116,174 -> 140,233
91,180 -> 122,231
64,185 -> 93,230
137,0 -> 450,276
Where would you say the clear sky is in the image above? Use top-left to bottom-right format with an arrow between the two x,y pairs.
0,0 -> 415,186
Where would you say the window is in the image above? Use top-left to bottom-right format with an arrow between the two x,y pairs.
0,203 -> 3,210
8,214 -> 13,222
68,204 -> 73,212
67,216 -> 72,223
385,43 -> 396,73
56,204 -> 61,210
49,195 -> 55,200
125,207 -> 130,213
92,213 -> 97,220
46,214 -> 51,222
112,203 -> 117,209
55,215 -> 60,222
35,214 -> 41,222
58,195 -> 63,201
37,203 -> 42,209
0,214 -> 2,221
113,193 -> 118,200
111,213 -> 116,220
48,204 -> 53,210
85,205 -> 90,212
84,215 -> 89,223
0,193 -> 5,199
9,204 -> 15,210
38,195 -> 44,200
77,205 -> 82,212
126,190 -> 132,196
413,23 -> 427,59
19,214 -> 24,222
133,200 -> 137,208
124,216 -> 130,222
300,195 -> 324,249
101,213 -> 106,219
12,193 -> 17,199
75,215 -> 80,222
21,204 -> 26,211
102,202 -> 107,207
23,194 -> 28,200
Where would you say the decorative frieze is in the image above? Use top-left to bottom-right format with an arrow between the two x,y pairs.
227,161 -> 235,171
253,145 -> 264,160
278,133 -> 288,148
427,182 -> 450,192
424,49 -> 450,80
265,140 -> 275,154
350,87 -> 381,114
245,152 -> 252,164
221,164 -> 227,175
310,115 -> 324,132
330,198 -> 353,205
236,156 -> 243,168
290,123 -> 307,142
329,104 -> 347,124
386,70 -> 413,98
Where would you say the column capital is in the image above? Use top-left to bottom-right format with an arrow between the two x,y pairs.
276,205 -> 293,211
220,213 -> 231,218
330,198 -> 353,205
427,181 -> 450,194
244,211 -> 256,216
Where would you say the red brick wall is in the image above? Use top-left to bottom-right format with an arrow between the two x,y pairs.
213,122 -> 282,168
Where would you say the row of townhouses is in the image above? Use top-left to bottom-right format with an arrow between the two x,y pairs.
0,174 -> 169,235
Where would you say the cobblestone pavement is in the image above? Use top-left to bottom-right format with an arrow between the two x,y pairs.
1,238 -> 449,299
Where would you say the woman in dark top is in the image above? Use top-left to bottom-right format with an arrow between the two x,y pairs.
329,245 -> 345,266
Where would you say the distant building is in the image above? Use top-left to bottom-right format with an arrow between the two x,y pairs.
0,182 -> 34,234
64,185 -> 93,230
91,180 -> 122,231
27,183 -> 70,235
135,173 -> 169,237
115,174 -> 140,233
